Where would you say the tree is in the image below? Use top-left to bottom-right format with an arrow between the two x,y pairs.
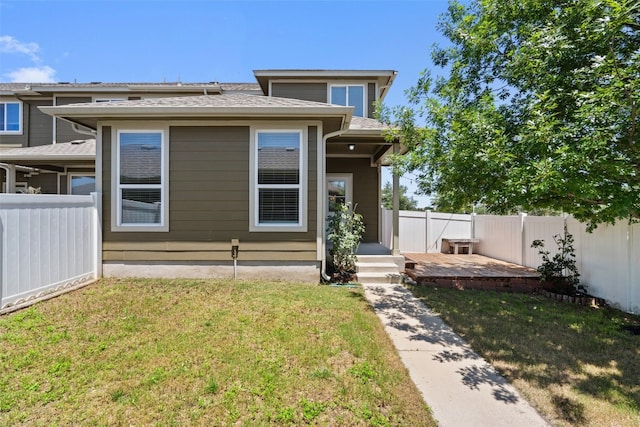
381,181 -> 419,210
379,0 -> 639,229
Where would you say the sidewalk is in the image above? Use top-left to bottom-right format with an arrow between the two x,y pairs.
361,282 -> 550,427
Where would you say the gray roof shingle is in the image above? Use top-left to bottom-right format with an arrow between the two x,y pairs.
0,139 -> 96,159
54,93 -> 340,109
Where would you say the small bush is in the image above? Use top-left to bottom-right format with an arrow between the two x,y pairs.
531,225 -> 584,295
327,202 -> 365,283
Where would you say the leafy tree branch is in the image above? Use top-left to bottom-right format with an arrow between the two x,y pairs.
379,0 -> 639,229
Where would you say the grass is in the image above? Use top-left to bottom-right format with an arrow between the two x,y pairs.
0,278 -> 435,426
407,285 -> 640,427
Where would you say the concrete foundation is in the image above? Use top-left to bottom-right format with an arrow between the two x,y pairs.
103,261 -> 321,283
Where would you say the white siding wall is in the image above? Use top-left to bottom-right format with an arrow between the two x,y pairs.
428,212 -> 473,253
522,215 -> 567,268
0,194 -> 98,309
381,209 -> 472,254
567,218 -> 640,314
398,211 -> 427,253
474,215 -> 525,264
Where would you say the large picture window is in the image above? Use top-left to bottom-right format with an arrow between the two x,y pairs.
251,129 -> 306,232
0,101 -> 22,133
114,129 -> 168,231
330,84 -> 365,117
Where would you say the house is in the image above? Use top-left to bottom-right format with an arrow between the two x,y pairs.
2,70 -> 403,281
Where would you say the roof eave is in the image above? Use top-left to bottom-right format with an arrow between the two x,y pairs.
0,154 -> 95,161
39,105 -> 354,132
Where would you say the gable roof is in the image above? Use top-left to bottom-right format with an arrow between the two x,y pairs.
252,69 -> 397,100
39,93 -> 354,133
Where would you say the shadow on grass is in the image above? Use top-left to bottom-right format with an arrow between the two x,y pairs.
407,284 -> 640,425
551,395 -> 586,424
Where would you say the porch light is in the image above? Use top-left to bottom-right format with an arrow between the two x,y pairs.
348,144 -> 355,151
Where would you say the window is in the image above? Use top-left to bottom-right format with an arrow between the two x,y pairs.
0,101 -> 22,133
327,174 -> 353,217
69,174 -> 95,195
251,129 -> 307,232
94,98 -> 126,103
330,84 -> 365,117
114,129 -> 168,231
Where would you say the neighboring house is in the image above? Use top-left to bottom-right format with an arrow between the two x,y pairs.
3,70 -> 401,281
0,81 -> 257,193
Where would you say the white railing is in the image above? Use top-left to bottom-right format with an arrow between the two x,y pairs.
382,209 -> 639,313
0,193 -> 100,310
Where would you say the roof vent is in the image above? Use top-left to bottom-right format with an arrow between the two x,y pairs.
90,81 -> 102,84
58,82 -> 70,84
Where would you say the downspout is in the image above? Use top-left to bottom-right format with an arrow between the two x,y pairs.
320,128 -> 350,282
72,123 -> 97,137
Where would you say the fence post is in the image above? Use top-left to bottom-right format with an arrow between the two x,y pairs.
91,192 -> 102,279
471,213 -> 476,239
425,210 -> 432,253
627,222 -> 633,313
519,212 -> 527,266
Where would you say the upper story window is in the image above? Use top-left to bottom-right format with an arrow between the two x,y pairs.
330,84 -> 365,117
113,128 -> 169,232
250,128 -> 307,232
0,101 -> 22,134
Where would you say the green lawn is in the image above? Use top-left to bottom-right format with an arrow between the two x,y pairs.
407,285 -> 640,427
0,278 -> 435,426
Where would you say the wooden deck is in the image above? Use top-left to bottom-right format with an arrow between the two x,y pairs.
404,253 -> 542,293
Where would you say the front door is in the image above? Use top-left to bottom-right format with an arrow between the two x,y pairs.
326,173 -> 352,217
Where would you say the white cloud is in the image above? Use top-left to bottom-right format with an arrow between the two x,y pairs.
1,35 -> 57,82
0,35 -> 41,62
6,66 -> 56,83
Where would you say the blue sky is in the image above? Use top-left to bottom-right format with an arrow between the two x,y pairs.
0,0 -> 455,207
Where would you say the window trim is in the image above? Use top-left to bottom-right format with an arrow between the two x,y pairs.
68,173 -> 96,195
0,100 -> 23,134
250,126 -> 307,232
111,126 -> 169,232
328,83 -> 367,117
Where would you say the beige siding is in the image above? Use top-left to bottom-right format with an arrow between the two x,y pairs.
327,157 -> 379,242
271,83 -> 327,103
102,124 -> 318,262
56,97 -> 92,142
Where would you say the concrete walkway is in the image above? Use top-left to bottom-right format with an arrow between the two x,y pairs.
361,282 -> 550,427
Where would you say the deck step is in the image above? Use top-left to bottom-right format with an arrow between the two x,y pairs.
356,262 -> 401,274
356,272 -> 403,284
356,255 -> 405,272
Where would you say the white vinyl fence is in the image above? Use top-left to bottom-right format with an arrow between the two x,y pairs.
0,194 -> 100,310
381,210 -> 473,253
382,209 -> 640,313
